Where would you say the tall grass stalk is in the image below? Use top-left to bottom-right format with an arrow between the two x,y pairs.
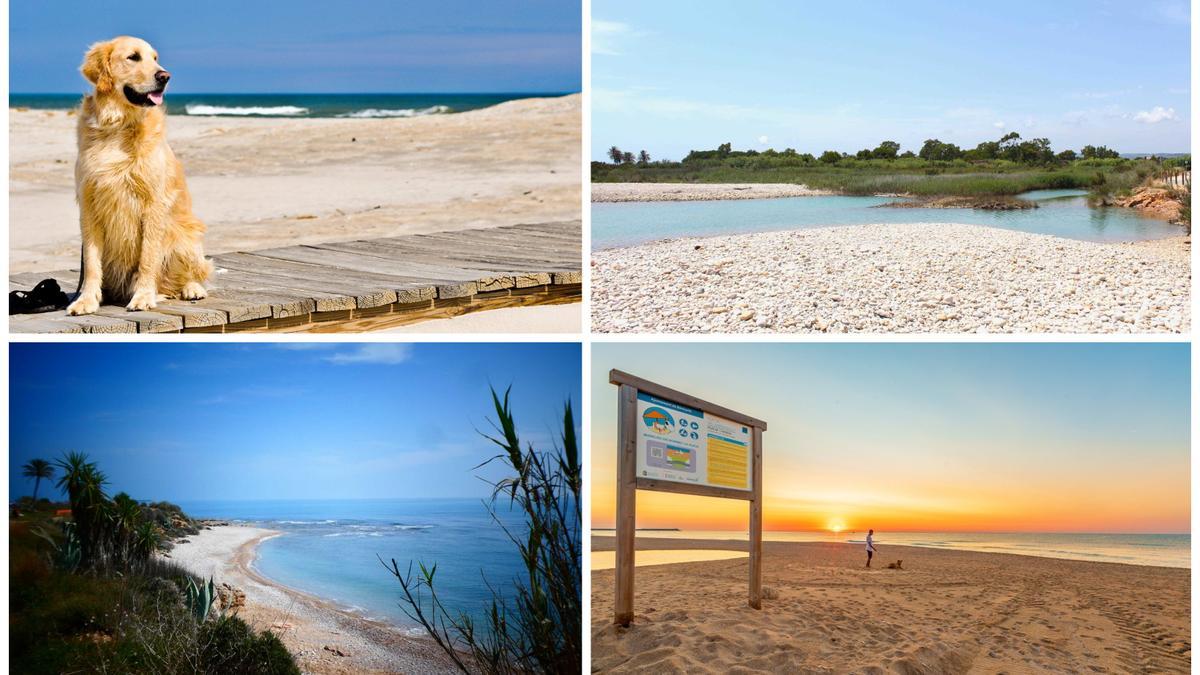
383,387 -> 581,674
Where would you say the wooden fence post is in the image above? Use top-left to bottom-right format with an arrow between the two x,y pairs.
615,384 -> 637,626
748,425 -> 763,609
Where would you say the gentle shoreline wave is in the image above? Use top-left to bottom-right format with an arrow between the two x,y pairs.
184,104 -> 308,116
336,105 -> 451,118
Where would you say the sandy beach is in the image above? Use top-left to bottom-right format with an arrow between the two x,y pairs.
591,536 -> 1190,673
165,525 -> 456,674
591,222 -> 1190,333
10,95 -> 580,330
592,182 -> 827,202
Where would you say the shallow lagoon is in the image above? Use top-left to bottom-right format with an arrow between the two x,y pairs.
592,189 -> 1181,249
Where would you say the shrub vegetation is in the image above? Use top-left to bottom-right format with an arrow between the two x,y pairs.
10,452 -> 300,674
596,134 -> 1189,199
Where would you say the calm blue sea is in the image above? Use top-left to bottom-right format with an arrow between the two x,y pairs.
592,189 -> 1181,248
176,499 -> 532,629
599,529 -> 1190,568
10,92 -> 567,118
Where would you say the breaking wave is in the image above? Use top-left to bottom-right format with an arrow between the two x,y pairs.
184,104 -> 309,116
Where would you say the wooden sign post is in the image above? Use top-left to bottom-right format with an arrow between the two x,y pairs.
610,369 -> 767,627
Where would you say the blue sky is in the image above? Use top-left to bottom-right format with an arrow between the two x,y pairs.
11,0 -> 580,93
592,343 -> 1190,533
10,343 -> 581,502
593,0 -> 1190,160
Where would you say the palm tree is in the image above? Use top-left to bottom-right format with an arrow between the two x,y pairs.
608,146 -> 623,164
22,459 -> 54,501
55,451 -> 108,564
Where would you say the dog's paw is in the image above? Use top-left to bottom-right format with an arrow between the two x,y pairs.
126,288 -> 158,312
66,294 -> 101,315
181,281 -> 208,300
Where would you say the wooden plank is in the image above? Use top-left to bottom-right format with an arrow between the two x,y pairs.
635,477 -> 753,501
615,383 -> 638,627
9,314 -> 85,334
379,233 -> 581,263
553,272 -> 582,284
44,313 -> 138,333
316,240 -> 577,278
202,285 -> 317,319
276,244 -> 516,286
609,369 -> 769,430
314,239 -> 568,283
173,296 -> 272,325
213,253 -> 400,308
10,270 -> 81,293
211,269 -> 360,312
216,251 -> 460,304
749,426 -> 763,610
150,303 -> 228,329
92,306 -> 183,333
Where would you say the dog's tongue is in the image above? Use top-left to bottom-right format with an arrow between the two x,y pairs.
148,91 -> 164,106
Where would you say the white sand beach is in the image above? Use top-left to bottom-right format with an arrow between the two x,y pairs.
591,537 -> 1190,673
592,182 -> 828,202
164,525 -> 456,675
591,222 -> 1190,333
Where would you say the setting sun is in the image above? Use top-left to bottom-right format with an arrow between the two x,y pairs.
827,520 -> 846,533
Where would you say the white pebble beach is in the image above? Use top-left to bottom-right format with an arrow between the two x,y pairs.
591,222 -> 1190,334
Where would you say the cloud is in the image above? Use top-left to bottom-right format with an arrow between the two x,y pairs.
593,19 -> 647,56
325,344 -> 414,365
1154,0 -> 1190,25
757,135 -> 769,144
993,121 -> 1006,129
1133,106 -> 1178,124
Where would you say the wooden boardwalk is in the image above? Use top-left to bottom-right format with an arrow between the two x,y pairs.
10,221 -> 581,333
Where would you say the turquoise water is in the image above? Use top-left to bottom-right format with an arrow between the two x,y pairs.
596,530 -> 1190,568
591,189 -> 1181,249
10,92 -> 567,118
178,499 -> 532,628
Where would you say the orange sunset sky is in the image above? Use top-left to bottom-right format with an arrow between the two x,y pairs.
591,343 -> 1190,534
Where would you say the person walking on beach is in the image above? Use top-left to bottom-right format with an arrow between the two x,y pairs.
865,529 -> 877,568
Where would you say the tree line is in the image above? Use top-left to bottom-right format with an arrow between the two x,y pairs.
605,132 -> 1125,167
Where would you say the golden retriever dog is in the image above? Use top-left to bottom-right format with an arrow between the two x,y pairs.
67,36 -> 211,315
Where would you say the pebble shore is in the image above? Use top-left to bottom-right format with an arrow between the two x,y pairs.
591,222 -> 1190,334
592,182 -> 827,202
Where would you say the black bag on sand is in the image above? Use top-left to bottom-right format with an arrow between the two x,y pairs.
9,279 -> 70,314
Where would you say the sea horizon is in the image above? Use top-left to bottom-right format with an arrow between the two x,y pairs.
591,528 -> 1190,569
176,497 -> 530,629
10,91 -> 574,118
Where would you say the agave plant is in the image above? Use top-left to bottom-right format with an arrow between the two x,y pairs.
185,576 -> 218,622
31,521 -> 82,572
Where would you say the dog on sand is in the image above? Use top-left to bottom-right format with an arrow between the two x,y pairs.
67,36 -> 211,315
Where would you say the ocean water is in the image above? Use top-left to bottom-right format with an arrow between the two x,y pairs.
10,92 -> 566,118
594,530 -> 1190,569
592,189 -> 1181,249
177,499 -> 534,629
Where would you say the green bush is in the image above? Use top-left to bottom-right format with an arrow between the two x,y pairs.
199,616 -> 300,675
